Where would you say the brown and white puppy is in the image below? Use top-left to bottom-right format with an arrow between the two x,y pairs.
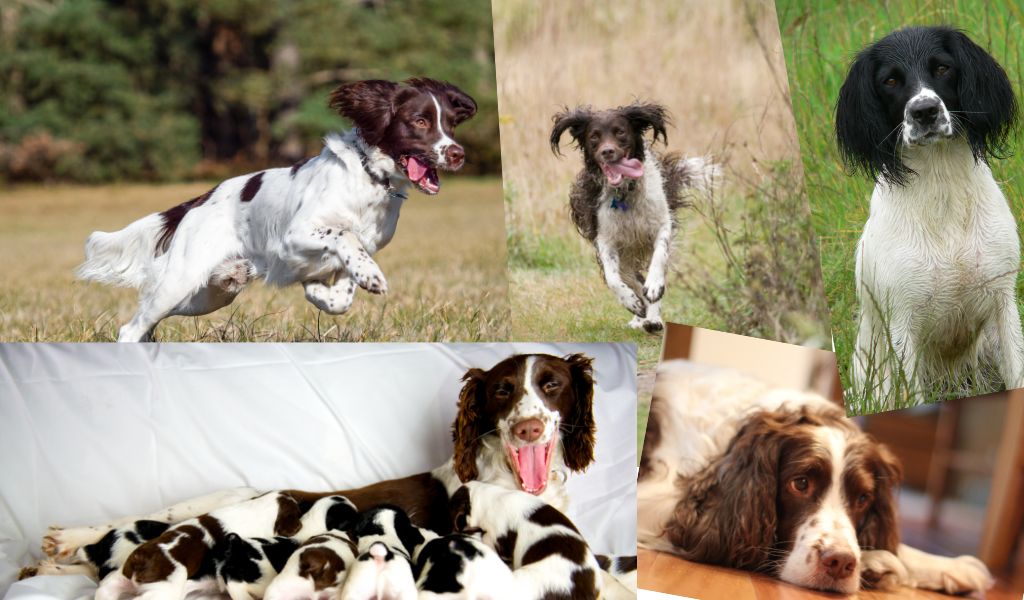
77,78 -> 477,342
638,361 -> 994,595
551,103 -> 719,333
40,354 -> 598,569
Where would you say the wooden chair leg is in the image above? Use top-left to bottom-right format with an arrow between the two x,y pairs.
979,390 -> 1024,570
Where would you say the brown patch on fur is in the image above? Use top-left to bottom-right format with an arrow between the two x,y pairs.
274,494 -> 305,537
155,184 -> 219,255
521,534 -> 588,566
283,472 -> 451,534
122,540 -> 175,583
240,171 -> 264,202
560,353 -> 596,471
528,504 -> 578,533
298,546 -> 346,590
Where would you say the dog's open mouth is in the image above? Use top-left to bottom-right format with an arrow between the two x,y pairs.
401,155 -> 441,195
600,157 -> 644,186
504,432 -> 558,495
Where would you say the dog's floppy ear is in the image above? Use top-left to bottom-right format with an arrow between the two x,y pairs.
452,368 -> 487,482
561,353 -> 596,472
857,442 -> 903,554
550,107 -> 593,156
620,102 -> 670,147
448,485 -> 473,532
835,48 -> 903,184
951,29 -> 1018,162
329,80 -> 400,146
405,78 -> 478,126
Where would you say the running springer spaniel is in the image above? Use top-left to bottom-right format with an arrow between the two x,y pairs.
77,78 -> 476,342
638,362 -> 993,595
550,103 -> 719,333
38,353 -> 598,568
836,26 -> 1024,401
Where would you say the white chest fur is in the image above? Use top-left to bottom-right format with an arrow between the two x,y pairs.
596,156 -> 670,252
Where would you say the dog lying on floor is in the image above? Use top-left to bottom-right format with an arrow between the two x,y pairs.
550,102 -> 720,333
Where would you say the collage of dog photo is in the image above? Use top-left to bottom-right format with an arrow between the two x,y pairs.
1,0 -> 1023,599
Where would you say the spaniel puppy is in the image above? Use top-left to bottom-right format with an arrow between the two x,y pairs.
77,78 -> 477,341
214,534 -> 300,600
638,361 -> 993,595
551,103 -> 719,333
836,26 -> 1024,401
264,532 -> 358,600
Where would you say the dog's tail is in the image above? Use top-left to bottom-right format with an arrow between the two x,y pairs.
676,155 -> 722,193
76,213 -> 164,289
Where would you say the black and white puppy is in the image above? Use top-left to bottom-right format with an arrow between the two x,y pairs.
416,533 -> 514,599
215,534 -> 300,600
264,531 -> 358,600
551,103 -> 719,333
340,505 -> 425,600
77,78 -> 477,341
836,26 -> 1024,400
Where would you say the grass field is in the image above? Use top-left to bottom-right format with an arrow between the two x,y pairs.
776,0 -> 1024,414
495,0 -> 830,386
0,177 -> 509,342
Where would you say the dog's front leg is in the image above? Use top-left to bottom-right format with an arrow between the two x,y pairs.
642,221 -> 672,303
994,290 -> 1024,389
597,238 -> 645,317
303,276 -> 357,315
894,544 -> 992,595
287,226 -> 387,295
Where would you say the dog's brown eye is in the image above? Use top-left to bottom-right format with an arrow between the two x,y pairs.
934,64 -> 949,76
790,477 -> 811,495
856,493 -> 871,508
542,381 -> 560,393
883,77 -> 898,87
414,118 -> 429,129
495,386 -> 512,398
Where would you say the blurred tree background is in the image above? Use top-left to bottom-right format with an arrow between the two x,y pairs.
0,0 -> 500,183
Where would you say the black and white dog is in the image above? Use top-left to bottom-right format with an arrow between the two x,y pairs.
837,26 -> 1024,400
77,78 -> 476,342
550,103 -> 719,333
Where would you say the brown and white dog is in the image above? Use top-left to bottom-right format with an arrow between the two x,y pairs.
77,78 -> 476,342
638,361 -> 994,595
551,103 -> 719,333
37,354 -> 598,574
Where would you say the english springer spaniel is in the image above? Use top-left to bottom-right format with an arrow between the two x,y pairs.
550,103 -> 719,333
77,78 -> 477,342
638,361 -> 993,595
39,353 -> 598,567
835,26 -> 1024,401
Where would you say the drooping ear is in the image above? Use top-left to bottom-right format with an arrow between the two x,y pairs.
452,368 -> 486,482
561,353 -> 596,472
857,442 -> 903,553
664,410 -> 789,570
835,47 -> 905,184
329,80 -> 400,146
620,102 -> 670,148
550,107 -> 593,156
951,30 -> 1018,162
448,485 -> 473,532
405,78 -> 478,126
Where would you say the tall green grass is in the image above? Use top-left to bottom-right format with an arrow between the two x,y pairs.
776,0 -> 1024,414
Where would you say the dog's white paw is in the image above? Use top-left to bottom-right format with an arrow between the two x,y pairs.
350,261 -> 388,295
929,555 -> 993,596
642,276 -> 665,303
861,549 -> 907,590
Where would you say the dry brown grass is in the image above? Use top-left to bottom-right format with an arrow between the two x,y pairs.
0,178 -> 509,341
496,0 -> 828,364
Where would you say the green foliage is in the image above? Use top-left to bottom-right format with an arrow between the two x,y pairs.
776,0 -> 1024,413
0,0 -> 499,182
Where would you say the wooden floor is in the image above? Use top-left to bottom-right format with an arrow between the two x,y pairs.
639,549 -> 1022,600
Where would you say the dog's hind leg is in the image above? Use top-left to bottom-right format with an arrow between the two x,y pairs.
117,257 -> 253,342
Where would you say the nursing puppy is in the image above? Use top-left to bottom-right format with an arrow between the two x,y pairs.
264,531 -> 358,600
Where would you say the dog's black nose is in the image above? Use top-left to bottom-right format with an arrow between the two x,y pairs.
600,147 -> 616,161
909,98 -> 941,125
445,145 -> 465,169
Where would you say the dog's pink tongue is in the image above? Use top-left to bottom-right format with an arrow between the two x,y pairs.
406,156 -> 429,182
516,445 -> 548,494
606,157 -> 644,179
